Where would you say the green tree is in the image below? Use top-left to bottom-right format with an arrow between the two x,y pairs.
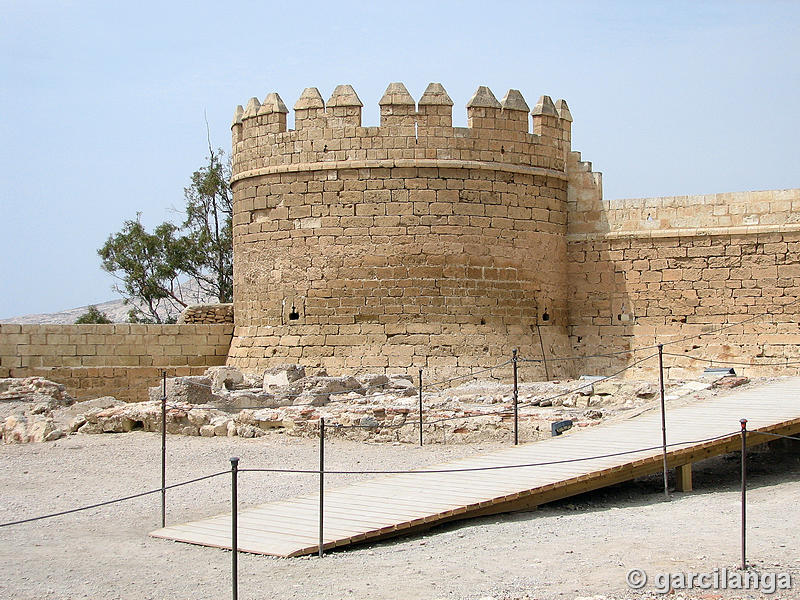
98,149 -> 233,323
181,148 -> 233,303
75,305 -> 112,324
98,216 -> 193,323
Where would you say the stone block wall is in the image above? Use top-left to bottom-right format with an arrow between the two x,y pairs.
569,189 -> 800,235
0,324 -> 233,402
567,189 -> 800,379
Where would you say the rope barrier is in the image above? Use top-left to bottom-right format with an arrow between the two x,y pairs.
328,353 -> 652,430
515,353 -> 659,410
0,471 -> 227,529
422,359 -> 514,390
237,431 -> 739,476
662,352 -> 800,367
1,427 -> 749,529
222,352 -> 657,429
519,345 -> 661,364
749,430 -> 800,442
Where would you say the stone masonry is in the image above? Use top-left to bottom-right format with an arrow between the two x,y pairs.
177,303 -> 234,324
1,83 -> 797,394
226,81 -> 800,381
228,83 -> 577,379
0,324 -> 233,402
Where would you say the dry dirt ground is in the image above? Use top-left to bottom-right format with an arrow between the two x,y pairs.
1,396 -> 799,599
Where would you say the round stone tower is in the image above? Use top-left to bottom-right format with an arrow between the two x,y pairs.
227,82 -> 576,378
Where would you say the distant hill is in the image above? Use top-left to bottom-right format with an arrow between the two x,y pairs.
0,298 -> 135,325
1,280 -> 216,324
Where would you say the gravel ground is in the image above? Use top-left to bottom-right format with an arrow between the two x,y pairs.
1,422 -> 799,599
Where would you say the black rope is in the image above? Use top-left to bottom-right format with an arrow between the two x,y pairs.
0,426 -> 763,529
0,471 -> 227,529
514,353 -> 658,410
519,345 -> 660,364
254,353 -> 658,430
750,430 -> 800,442
238,431 -> 738,476
662,352 -> 800,367
422,359 -> 513,390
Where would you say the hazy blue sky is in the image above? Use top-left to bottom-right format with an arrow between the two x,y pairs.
1,1 -> 798,318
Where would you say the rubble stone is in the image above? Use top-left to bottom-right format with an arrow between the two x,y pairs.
263,364 -> 307,390
148,376 -> 215,405
207,366 -> 245,392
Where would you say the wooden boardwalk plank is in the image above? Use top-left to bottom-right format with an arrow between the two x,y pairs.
150,378 -> 800,557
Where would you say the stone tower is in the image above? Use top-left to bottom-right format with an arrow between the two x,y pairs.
227,83 -> 589,378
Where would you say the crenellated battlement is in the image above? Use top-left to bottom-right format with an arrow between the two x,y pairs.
228,82 -> 587,378
231,82 -> 573,181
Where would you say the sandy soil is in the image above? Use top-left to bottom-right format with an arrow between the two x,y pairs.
1,404 -> 799,599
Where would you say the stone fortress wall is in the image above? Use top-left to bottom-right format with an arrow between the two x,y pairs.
227,82 -> 584,378
227,81 -> 800,381
1,82 -> 798,396
568,184 -> 800,378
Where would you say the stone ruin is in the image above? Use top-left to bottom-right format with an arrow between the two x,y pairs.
1,366 -> 751,445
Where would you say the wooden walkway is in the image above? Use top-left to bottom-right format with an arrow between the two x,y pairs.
150,378 -> 800,557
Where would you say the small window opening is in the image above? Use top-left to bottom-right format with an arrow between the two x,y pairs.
500,145 -> 505,154
288,305 -> 300,321
541,309 -> 550,322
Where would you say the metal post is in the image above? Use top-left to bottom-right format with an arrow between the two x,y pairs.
318,417 -> 325,558
535,323 -> 550,380
740,418 -> 748,570
230,457 -> 239,600
161,370 -> 167,528
658,344 -> 669,500
418,368 -> 423,447
513,348 -> 519,446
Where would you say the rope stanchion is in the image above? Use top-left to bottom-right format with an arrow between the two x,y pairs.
230,457 -> 239,600
658,344 -> 669,500
512,348 -> 519,446
161,370 -> 167,528
418,369 -> 423,447
740,419 -> 748,570
318,417 -> 325,558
